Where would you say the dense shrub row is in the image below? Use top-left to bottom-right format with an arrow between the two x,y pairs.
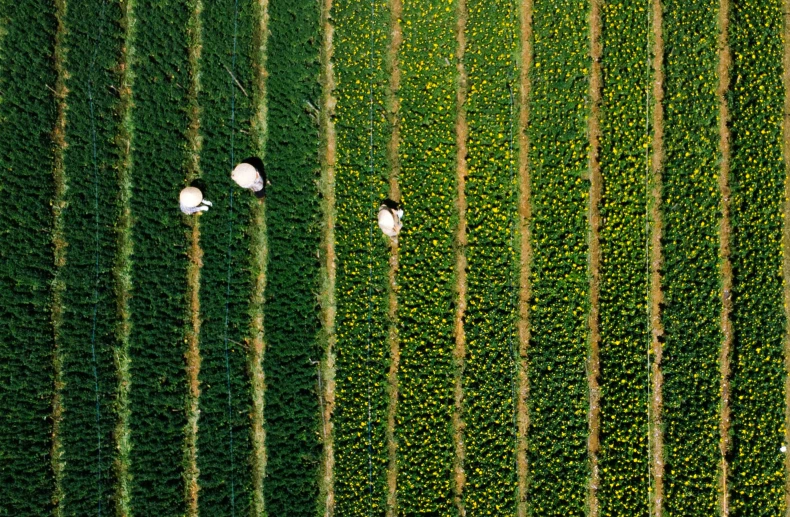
729,0 -> 786,513
0,0 -> 58,514
57,0 -> 125,513
126,0 -> 192,513
660,1 -> 722,514
462,0 -> 519,512
263,0 -> 323,513
332,0 -> 392,513
396,0 -> 458,512
195,0 -> 258,512
598,0 -> 650,514
525,0 -> 591,513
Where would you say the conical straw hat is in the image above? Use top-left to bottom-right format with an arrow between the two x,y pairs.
232,163 -> 258,188
180,186 -> 203,207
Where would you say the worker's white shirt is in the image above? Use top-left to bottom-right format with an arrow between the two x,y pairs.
248,175 -> 265,192
181,199 -> 213,215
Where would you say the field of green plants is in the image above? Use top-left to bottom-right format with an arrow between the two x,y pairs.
0,0 -> 788,515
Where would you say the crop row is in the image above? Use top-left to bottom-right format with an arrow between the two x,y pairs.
332,0 -> 392,514
462,0 -> 519,512
525,0 -> 592,513
194,0 -> 259,513
597,0 -> 650,514
126,0 -> 193,513
263,0 -> 323,513
660,1 -> 722,514
728,0 -> 786,513
0,0 -> 58,514
396,0 -> 458,512
56,0 -> 126,513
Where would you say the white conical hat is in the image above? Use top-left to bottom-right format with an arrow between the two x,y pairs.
378,206 -> 399,237
180,186 -> 203,207
232,163 -> 259,188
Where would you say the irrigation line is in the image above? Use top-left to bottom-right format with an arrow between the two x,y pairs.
221,0 -> 242,513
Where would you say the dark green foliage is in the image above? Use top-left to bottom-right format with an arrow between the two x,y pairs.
126,0 -> 192,513
58,0 -> 125,514
196,0 -> 257,512
729,0 -> 785,513
396,0 -> 458,512
526,0 -> 591,513
598,0 -> 649,513
661,1 -> 721,513
462,0 -> 518,512
332,0 -> 391,513
0,0 -> 58,513
263,0 -> 322,513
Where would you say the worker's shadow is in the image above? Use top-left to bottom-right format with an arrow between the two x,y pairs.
381,198 -> 400,211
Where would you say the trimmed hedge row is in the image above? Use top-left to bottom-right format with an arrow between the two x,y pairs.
396,0 -> 458,512
597,0 -> 650,514
462,0 -> 519,512
263,0 -> 323,512
126,0 -> 192,513
729,0 -> 786,513
57,0 -> 125,513
195,0 -> 257,513
660,1 -> 722,513
0,0 -> 58,514
332,0 -> 392,513
525,0 -> 591,513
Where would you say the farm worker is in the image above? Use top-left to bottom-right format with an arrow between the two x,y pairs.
378,204 -> 403,238
180,186 -> 212,215
231,162 -> 266,199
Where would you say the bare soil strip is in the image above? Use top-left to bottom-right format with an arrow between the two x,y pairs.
114,1 -> 136,514
516,0 -> 533,514
250,0 -> 270,514
184,1 -> 204,513
319,0 -> 337,513
784,0 -> 790,512
385,0 -> 402,512
452,0 -> 469,514
648,0 -> 666,514
587,0 -> 603,515
51,0 -> 68,511
717,0 -> 733,513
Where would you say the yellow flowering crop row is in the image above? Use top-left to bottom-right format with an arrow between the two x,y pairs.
660,1 -> 722,514
526,0 -> 592,513
332,0 -> 392,514
396,0 -> 459,511
462,0 -> 519,512
597,0 -> 650,514
728,0 -> 786,513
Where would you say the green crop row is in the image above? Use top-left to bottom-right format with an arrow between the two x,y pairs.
598,0 -> 649,514
332,0 -> 392,513
525,0 -> 591,513
195,0 -> 258,513
0,0 -> 58,514
462,0 -> 518,512
396,0 -> 458,512
263,0 -> 322,512
660,1 -> 722,514
126,0 -> 193,513
729,0 -> 785,513
57,0 -> 126,513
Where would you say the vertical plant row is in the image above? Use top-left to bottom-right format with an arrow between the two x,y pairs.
729,0 -> 786,513
659,0 -> 722,514
57,0 -> 126,513
263,0 -> 322,513
196,0 -> 257,513
332,0 -> 392,514
0,0 -> 58,513
126,0 -> 192,513
396,0 -> 458,512
462,0 -> 518,512
525,0 -> 591,513
597,0 -> 649,514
